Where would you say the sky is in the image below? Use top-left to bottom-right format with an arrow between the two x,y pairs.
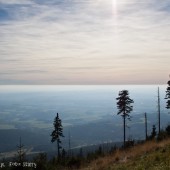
0,0 -> 170,85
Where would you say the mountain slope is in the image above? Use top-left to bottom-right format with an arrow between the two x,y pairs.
81,139 -> 170,170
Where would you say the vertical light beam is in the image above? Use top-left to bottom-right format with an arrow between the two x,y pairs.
112,0 -> 118,33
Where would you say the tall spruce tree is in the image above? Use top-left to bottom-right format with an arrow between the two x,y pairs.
116,90 -> 134,148
165,79 -> 170,111
51,113 -> 64,157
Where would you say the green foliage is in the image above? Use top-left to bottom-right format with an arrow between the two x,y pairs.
33,153 -> 48,170
116,90 -> 134,148
151,125 -> 157,139
67,156 -> 82,169
157,130 -> 168,141
165,80 -> 170,110
156,124 -> 170,141
125,139 -> 134,148
78,148 -> 83,158
95,146 -> 103,156
15,137 -> 26,163
166,125 -> 170,135
116,90 -> 134,120
51,113 -> 64,157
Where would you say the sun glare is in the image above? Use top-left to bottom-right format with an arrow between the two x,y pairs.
112,0 -> 118,32
112,0 -> 118,16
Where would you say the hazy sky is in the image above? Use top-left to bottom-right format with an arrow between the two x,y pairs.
0,0 -> 170,85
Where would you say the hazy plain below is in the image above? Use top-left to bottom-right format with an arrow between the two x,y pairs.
0,85 -> 169,155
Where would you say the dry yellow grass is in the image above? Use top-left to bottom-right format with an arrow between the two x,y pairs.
80,138 -> 170,170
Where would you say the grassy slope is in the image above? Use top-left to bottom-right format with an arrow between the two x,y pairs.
81,139 -> 170,170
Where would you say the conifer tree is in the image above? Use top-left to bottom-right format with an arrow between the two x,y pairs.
116,90 -> 134,148
51,113 -> 64,157
151,125 -> 157,139
14,137 -> 26,170
165,79 -> 170,111
17,137 -> 25,163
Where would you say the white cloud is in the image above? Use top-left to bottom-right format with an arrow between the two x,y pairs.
0,0 -> 170,84
0,0 -> 33,5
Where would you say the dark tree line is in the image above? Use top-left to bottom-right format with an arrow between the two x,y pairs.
115,77 -> 170,147
49,77 -> 170,155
